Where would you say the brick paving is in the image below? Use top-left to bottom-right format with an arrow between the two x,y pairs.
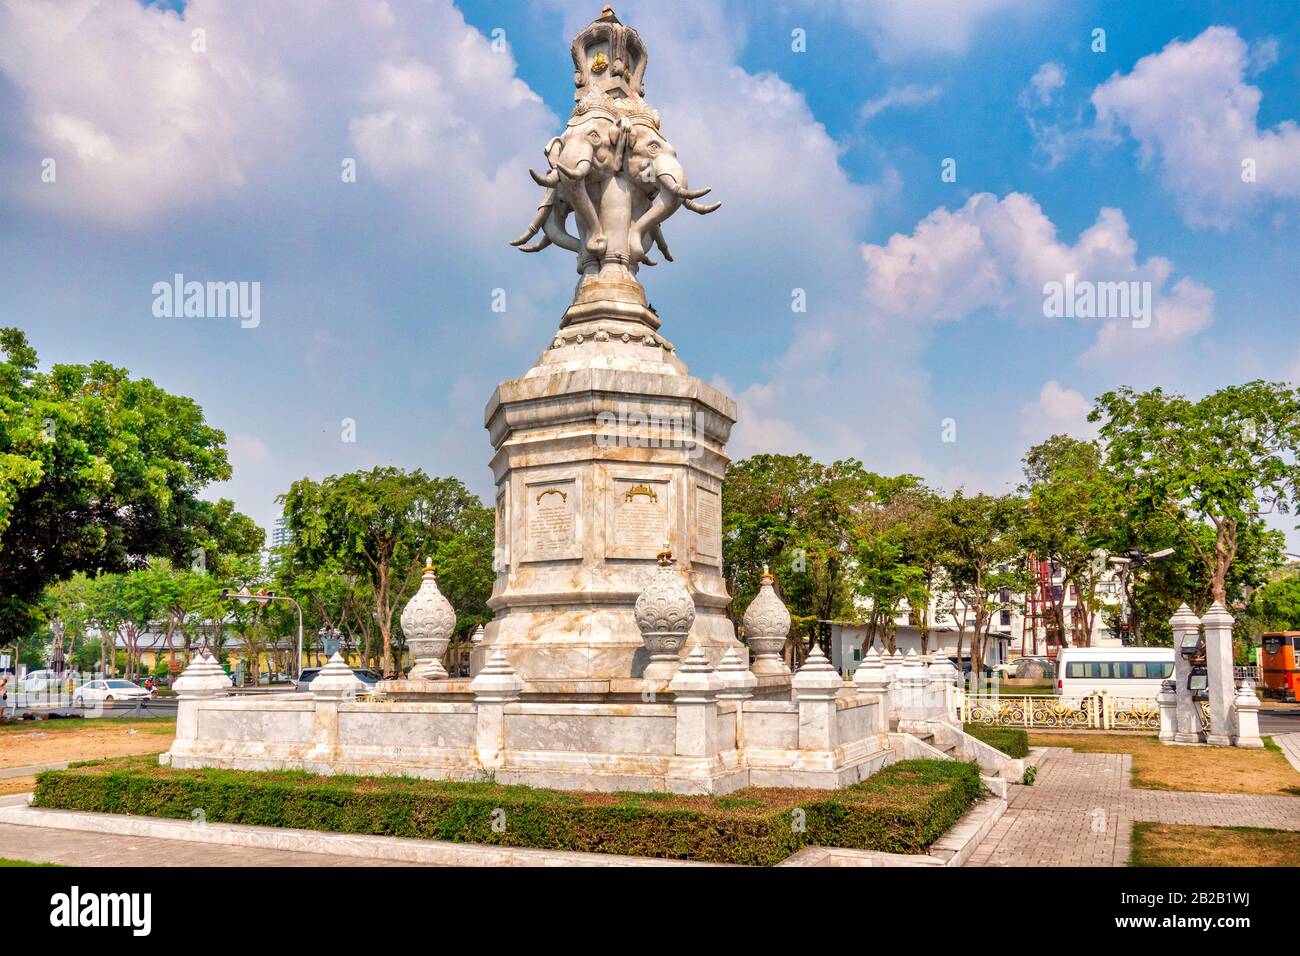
966,748 -> 1300,867
1274,732 -> 1300,774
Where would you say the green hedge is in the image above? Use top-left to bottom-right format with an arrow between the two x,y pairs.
34,756 -> 983,866
963,724 -> 1029,759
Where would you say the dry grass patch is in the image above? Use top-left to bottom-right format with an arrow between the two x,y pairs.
1130,822 -> 1300,867
0,719 -> 174,771
1027,733 -> 1300,797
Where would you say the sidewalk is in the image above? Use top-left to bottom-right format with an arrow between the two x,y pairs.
966,747 -> 1300,867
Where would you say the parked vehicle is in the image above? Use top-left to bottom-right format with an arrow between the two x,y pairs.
1007,656 -> 1055,680
294,668 -> 382,693
1260,632 -> 1299,701
1054,647 -> 1173,697
72,679 -> 154,705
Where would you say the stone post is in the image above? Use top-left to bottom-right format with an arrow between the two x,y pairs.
308,652 -> 366,764
1201,602 -> 1235,747
895,649 -> 930,732
926,651 -> 959,723
470,649 -> 525,769
1232,680 -> 1263,749
1156,679 -> 1178,743
716,646 -> 757,751
168,649 -> 231,758
852,647 -> 891,733
1170,604 -> 1202,744
883,649 -> 902,724
791,645 -> 843,756
716,646 -> 757,702
669,648 -> 724,760
468,624 -> 487,678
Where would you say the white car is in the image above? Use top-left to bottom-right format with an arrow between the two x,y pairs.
72,679 -> 154,705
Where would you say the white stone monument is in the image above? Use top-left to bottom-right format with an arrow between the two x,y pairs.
483,5 -> 739,689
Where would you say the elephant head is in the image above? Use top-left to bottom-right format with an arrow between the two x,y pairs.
625,122 -> 719,264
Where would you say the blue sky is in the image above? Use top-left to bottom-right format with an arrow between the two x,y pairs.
1,0 -> 1297,550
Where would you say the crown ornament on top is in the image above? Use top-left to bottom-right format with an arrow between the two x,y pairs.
510,6 -> 720,307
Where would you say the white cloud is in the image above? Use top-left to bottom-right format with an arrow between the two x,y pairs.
860,83 -> 942,120
0,0 -> 553,232
820,0 -> 1040,59
1019,380 -> 1097,442
1091,26 -> 1300,229
1022,61 -> 1065,107
860,192 -> 1214,361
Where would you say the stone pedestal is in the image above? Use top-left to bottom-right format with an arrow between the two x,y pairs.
1232,681 -> 1263,748
1202,602 -> 1235,747
1157,679 -> 1178,743
480,294 -> 743,686
1171,605 -> 1203,744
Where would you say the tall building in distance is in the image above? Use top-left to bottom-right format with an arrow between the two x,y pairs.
270,517 -> 293,552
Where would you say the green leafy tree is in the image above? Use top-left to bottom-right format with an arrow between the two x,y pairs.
1092,382 -> 1298,607
1018,435 -> 1125,647
0,328 -> 233,641
936,492 -> 1026,688
280,468 -> 483,675
723,455 -> 883,660
1246,571 -> 1300,631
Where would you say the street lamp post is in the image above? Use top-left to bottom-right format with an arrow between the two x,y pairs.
220,588 -> 304,679
1108,548 -> 1174,646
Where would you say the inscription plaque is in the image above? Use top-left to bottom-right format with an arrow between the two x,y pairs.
524,479 -> 578,561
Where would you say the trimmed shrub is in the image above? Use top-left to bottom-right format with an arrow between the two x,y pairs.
34,756 -> 983,866
963,724 -> 1029,759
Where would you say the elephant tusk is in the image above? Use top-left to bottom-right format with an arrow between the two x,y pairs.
555,158 -> 591,180
684,199 -> 721,215
530,167 -> 559,187
655,173 -> 712,201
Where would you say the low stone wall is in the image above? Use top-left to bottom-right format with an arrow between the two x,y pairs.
165,683 -> 894,794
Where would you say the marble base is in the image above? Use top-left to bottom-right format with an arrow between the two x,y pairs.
481,302 -> 743,685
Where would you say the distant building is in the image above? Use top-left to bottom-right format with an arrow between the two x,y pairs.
270,518 -> 293,551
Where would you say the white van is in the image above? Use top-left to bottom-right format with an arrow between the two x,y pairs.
1055,647 -> 1174,697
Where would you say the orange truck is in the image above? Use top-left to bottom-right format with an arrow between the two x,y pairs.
1260,632 -> 1300,701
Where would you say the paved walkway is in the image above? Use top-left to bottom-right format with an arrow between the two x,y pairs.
1274,733 -> 1300,774
0,820 -> 417,867
967,748 -> 1300,867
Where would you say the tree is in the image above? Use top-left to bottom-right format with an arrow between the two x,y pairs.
723,455 -> 882,661
280,468 -> 483,676
1018,435 -> 1124,647
1244,570 -> 1300,632
1092,382 -> 1299,606
0,328 -> 234,642
936,492 -> 1025,689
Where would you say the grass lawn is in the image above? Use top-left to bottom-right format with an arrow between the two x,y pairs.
34,754 -> 986,865
0,717 -> 174,735
0,858 -> 58,867
1130,822 -> 1300,867
1028,732 -> 1300,797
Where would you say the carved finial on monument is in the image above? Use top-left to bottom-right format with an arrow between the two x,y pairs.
635,547 -> 695,680
400,563 -> 456,680
743,566 -> 792,677
510,5 -> 720,324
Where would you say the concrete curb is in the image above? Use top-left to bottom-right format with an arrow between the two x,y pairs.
776,796 -> 1007,867
0,803 -> 726,867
